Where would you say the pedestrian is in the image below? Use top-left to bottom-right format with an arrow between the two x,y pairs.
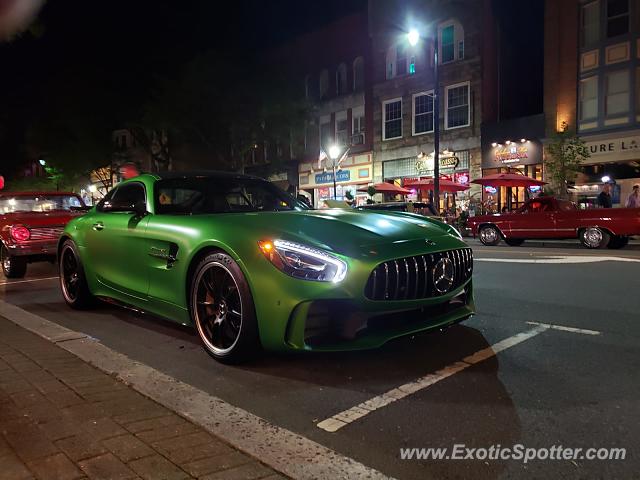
597,183 -> 613,208
625,184 -> 640,208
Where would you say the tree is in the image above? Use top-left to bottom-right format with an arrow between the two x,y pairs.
546,121 -> 590,198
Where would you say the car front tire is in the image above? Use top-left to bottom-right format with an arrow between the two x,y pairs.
1,246 -> 27,279
580,227 -> 610,249
59,240 -> 94,309
479,225 -> 501,246
190,252 -> 260,364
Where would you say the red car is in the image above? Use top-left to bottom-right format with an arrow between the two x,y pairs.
0,191 -> 88,278
468,196 -> 640,249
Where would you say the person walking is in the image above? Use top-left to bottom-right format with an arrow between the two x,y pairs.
626,184 -> 640,208
597,183 -> 613,208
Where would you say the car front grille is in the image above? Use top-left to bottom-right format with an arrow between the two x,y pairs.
28,226 -> 65,241
364,248 -> 473,301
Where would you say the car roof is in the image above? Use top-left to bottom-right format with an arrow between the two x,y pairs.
0,191 -> 80,197
153,170 -> 266,182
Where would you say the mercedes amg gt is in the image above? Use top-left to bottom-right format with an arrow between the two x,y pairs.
58,172 -> 474,362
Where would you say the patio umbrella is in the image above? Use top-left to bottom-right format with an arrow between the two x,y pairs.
404,178 -> 470,193
357,182 -> 412,195
471,173 -> 547,188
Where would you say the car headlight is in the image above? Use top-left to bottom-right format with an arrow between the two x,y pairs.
258,239 -> 347,283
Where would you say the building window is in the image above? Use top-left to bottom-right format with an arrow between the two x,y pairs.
605,70 -> 630,115
607,0 -> 629,38
336,117 -> 348,146
579,76 -> 599,120
336,63 -> 348,95
352,106 -> 365,134
445,82 -> 470,129
320,119 -> 332,149
353,57 -> 364,91
581,1 -> 600,48
396,45 -> 407,76
383,98 -> 402,140
319,69 -> 329,100
441,25 -> 455,63
413,91 -> 434,135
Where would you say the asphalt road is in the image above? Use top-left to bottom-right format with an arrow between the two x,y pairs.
2,241 -> 639,479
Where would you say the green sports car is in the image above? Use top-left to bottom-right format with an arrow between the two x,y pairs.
58,172 -> 474,362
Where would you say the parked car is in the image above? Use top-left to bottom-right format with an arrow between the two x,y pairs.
468,196 -> 640,249
58,172 -> 474,363
0,191 -> 88,278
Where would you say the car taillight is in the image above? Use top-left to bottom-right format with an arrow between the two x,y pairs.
10,225 -> 31,242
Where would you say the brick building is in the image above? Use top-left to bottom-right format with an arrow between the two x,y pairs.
368,0 -> 488,211
545,0 -> 640,206
277,13 -> 374,208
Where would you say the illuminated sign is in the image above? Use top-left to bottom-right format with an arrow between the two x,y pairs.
415,155 -> 459,174
315,170 -> 350,184
495,144 -> 529,163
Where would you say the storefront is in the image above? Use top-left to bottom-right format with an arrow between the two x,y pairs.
382,150 -> 471,211
575,133 -> 640,207
480,140 -> 544,213
298,153 -> 373,208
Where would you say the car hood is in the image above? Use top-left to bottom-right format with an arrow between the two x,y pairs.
213,209 -> 458,257
0,210 -> 83,228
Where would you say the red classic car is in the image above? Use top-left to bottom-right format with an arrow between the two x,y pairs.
0,191 -> 88,278
468,196 -> 640,249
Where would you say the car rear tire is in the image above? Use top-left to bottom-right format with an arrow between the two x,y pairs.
190,252 -> 260,364
479,225 -> 501,246
580,227 -> 610,249
59,240 -> 95,309
505,238 -> 525,247
607,235 -> 629,249
1,246 -> 27,279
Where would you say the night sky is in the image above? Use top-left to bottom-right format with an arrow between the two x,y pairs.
1,0 -> 543,172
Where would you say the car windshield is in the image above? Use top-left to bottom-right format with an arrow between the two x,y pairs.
0,194 -> 84,213
155,177 -> 309,214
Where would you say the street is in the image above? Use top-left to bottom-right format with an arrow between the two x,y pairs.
1,241 -> 639,480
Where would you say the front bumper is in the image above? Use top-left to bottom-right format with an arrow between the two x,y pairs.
4,240 -> 58,258
248,240 -> 475,352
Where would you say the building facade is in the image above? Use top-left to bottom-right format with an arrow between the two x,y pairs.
288,13 -> 374,208
368,0 -> 487,211
545,0 -> 640,206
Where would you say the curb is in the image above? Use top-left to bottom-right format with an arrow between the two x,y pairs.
0,300 -> 393,480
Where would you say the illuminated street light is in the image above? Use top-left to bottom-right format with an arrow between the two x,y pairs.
329,145 -> 341,160
88,185 -> 97,193
38,159 -> 46,166
601,176 -> 611,183
407,28 -> 420,47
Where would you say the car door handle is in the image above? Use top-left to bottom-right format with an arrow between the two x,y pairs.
92,222 -> 104,231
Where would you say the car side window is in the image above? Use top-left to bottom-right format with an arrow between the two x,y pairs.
96,188 -> 117,212
97,183 -> 146,213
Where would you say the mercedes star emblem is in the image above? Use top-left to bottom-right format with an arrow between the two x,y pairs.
433,257 -> 455,293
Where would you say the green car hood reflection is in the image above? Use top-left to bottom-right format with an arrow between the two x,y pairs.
59,173 -> 474,360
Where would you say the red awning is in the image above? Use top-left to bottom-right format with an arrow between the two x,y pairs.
471,173 -> 547,188
404,178 -> 470,193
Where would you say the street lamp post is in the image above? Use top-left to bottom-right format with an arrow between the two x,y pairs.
328,145 -> 341,200
408,27 -> 440,213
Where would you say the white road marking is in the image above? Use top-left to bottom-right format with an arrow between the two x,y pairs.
526,321 -> 601,336
0,276 -> 59,286
475,256 -> 640,264
317,325 -> 550,433
0,300 -> 391,480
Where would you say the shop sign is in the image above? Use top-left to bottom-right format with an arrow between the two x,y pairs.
415,155 -> 459,174
495,144 -> 528,164
582,135 -> 640,164
315,169 -> 350,184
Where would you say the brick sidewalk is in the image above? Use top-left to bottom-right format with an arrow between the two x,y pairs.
0,317 -> 285,480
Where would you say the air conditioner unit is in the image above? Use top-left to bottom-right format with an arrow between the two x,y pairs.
351,133 -> 365,145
